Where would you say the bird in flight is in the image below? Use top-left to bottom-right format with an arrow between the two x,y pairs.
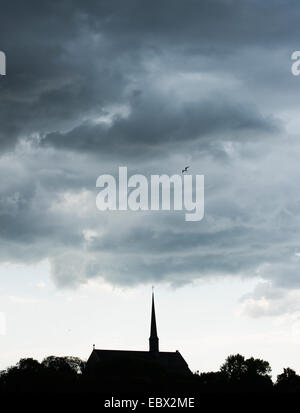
182,166 -> 190,174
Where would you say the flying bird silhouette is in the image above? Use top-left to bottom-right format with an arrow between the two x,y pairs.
181,166 -> 190,174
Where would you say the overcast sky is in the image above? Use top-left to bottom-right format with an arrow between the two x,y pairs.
1,0 -> 300,377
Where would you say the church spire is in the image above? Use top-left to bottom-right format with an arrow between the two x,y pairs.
149,288 -> 159,352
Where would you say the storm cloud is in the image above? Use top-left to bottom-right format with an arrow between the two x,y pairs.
0,0 -> 300,313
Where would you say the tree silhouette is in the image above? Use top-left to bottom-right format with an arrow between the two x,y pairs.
42,356 -> 85,374
275,368 -> 300,393
220,354 -> 272,392
221,354 -> 247,381
0,356 -> 85,393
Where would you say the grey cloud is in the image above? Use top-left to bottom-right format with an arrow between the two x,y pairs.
42,92 -> 277,158
0,0 -> 300,304
240,280 -> 300,318
0,0 -> 293,151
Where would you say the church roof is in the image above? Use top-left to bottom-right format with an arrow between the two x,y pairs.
87,349 -> 191,376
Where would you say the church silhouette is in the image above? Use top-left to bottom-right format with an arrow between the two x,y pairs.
86,291 -> 191,376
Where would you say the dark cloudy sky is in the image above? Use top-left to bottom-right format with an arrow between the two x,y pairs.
1,0 -> 300,375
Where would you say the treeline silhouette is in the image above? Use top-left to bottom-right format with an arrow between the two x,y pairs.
0,353 -> 300,393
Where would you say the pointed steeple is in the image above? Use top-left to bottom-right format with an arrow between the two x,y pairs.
149,288 -> 159,352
